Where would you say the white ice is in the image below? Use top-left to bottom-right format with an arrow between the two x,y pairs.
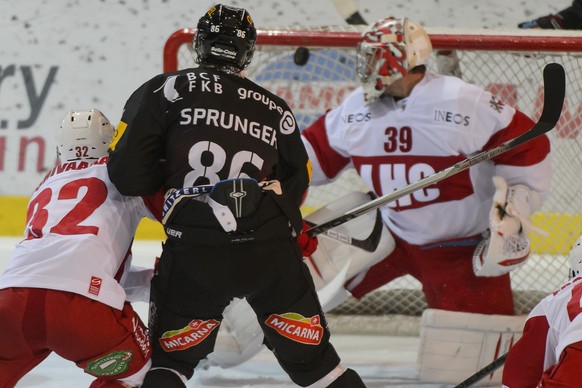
0,238 -> 448,387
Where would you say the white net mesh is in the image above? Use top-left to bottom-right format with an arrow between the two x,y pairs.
165,26 -> 582,332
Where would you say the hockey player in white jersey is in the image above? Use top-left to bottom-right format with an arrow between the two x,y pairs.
300,16 -> 551,384
0,109 -> 163,387
502,235 -> 582,387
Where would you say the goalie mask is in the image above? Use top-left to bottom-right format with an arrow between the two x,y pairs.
195,4 -> 256,71
56,109 -> 114,162
569,235 -> 582,279
356,17 -> 432,103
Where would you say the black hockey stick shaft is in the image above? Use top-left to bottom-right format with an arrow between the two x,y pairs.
307,63 -> 565,238
454,353 -> 508,387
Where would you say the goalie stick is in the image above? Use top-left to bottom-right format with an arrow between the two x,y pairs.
307,62 -> 566,238
453,353 -> 507,388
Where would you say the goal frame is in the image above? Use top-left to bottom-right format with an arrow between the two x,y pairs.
163,27 -> 582,73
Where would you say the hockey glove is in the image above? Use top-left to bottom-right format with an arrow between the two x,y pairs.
297,220 -> 318,257
473,176 -> 544,277
519,7 -> 582,30
518,13 -> 564,29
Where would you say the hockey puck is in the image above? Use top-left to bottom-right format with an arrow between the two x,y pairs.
294,47 -> 310,66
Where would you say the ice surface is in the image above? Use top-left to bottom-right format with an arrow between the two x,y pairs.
0,238 -> 447,387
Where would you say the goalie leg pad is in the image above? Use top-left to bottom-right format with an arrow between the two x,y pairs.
204,298 -> 265,369
417,309 -> 525,386
304,192 -> 395,301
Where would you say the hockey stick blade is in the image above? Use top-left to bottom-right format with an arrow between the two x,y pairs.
305,207 -> 383,252
307,63 -> 565,238
453,353 -> 508,388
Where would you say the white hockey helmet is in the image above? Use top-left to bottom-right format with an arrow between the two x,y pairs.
356,17 -> 432,103
56,109 -> 114,162
569,234 -> 582,279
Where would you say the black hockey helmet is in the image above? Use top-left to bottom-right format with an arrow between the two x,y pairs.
194,4 -> 257,70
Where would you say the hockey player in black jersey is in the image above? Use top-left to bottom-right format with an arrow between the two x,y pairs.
107,4 -> 366,387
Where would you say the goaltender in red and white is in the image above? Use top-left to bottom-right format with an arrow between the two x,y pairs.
0,110 -> 163,387
207,16 -> 552,386
503,235 -> 582,387
301,16 -> 551,384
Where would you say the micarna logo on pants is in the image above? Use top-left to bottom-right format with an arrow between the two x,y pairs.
159,319 -> 220,352
265,313 -> 323,345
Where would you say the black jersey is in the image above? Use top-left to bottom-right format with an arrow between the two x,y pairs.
107,66 -> 310,233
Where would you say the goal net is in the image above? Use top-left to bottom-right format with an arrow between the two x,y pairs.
164,25 -> 582,334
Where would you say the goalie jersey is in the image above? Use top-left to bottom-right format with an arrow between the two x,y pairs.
302,72 -> 551,245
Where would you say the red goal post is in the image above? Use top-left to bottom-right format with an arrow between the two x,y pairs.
164,26 -> 582,333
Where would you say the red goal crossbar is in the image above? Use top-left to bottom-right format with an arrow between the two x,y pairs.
163,27 -> 582,72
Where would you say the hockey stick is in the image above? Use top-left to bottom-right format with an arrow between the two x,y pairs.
453,353 -> 507,388
307,62 -> 566,238
294,0 -> 367,66
331,0 -> 368,25
305,204 -> 383,252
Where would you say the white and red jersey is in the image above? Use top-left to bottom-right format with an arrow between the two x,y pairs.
302,72 -> 551,245
0,156 -> 161,310
502,276 -> 582,387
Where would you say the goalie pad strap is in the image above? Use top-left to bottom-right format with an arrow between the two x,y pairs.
417,309 -> 525,386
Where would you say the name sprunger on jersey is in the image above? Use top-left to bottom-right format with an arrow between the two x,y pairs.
180,108 -> 277,146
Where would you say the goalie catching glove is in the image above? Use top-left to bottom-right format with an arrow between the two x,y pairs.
473,176 -> 543,277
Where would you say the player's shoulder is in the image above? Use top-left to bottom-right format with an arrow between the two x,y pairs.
143,67 -> 203,88
32,158 -> 109,192
417,72 -> 491,112
552,276 -> 582,298
423,72 -> 482,93
243,76 -> 290,107
329,86 -> 365,113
